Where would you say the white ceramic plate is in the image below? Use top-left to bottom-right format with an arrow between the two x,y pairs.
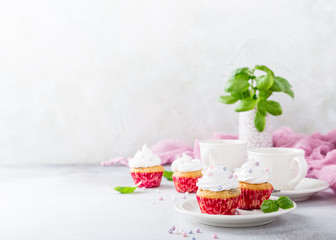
271,178 -> 329,202
175,196 -> 296,227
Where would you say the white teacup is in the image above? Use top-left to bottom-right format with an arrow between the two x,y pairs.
247,148 -> 308,190
199,139 -> 247,171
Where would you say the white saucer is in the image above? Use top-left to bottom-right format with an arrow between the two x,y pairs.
271,178 -> 329,202
175,196 -> 296,228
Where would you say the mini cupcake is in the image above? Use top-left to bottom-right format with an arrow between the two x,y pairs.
171,154 -> 203,193
129,145 -> 164,188
234,161 -> 273,210
196,166 -> 241,215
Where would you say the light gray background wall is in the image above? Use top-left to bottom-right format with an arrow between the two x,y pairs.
1,0 -> 335,164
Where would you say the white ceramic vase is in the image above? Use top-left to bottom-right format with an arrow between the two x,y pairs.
239,109 -> 273,149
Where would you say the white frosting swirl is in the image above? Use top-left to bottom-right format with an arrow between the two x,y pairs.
196,166 -> 238,191
233,161 -> 269,184
171,153 -> 202,172
128,145 -> 161,168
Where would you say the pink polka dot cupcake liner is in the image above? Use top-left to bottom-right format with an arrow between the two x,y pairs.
172,176 -> 200,193
130,172 -> 163,188
237,188 -> 273,210
196,195 -> 240,215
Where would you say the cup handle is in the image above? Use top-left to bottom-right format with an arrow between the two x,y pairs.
202,147 -> 217,168
287,156 -> 308,189
202,148 -> 211,168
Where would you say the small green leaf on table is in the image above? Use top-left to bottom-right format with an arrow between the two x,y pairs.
260,199 -> 279,213
261,196 -> 294,213
163,170 -> 173,181
114,186 -> 138,194
113,181 -> 142,194
277,196 -> 294,209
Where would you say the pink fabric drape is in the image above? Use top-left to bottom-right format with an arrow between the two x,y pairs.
102,127 -> 336,192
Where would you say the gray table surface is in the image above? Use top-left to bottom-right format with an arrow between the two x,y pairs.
1,165 -> 335,240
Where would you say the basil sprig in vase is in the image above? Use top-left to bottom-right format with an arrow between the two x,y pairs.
219,65 -> 294,149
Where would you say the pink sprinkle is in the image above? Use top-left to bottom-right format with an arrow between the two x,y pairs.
182,232 -> 187,237
195,228 -> 200,233
158,196 -> 163,201
228,174 -> 233,179
234,174 -> 238,179
208,172 -> 213,177
213,233 -> 217,239
265,168 -> 269,172
255,161 -> 260,166
209,166 -> 214,169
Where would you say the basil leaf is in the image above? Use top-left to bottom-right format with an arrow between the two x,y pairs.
230,90 -> 252,100
257,101 -> 267,117
271,76 -> 291,92
276,196 -> 294,209
254,110 -> 266,132
256,75 -> 274,91
225,78 -> 250,93
243,90 -> 252,98
114,185 -> 138,194
259,90 -> 273,100
229,67 -> 252,81
284,88 -> 295,99
255,65 -> 274,76
276,76 -> 292,88
219,95 -> 239,104
265,100 -> 282,116
261,199 -> 279,213
270,78 -> 285,92
163,170 -> 173,181
234,98 -> 257,112
231,92 -> 243,99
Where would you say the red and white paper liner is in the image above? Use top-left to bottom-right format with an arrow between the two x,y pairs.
172,176 -> 200,193
196,195 -> 240,215
237,188 -> 273,210
130,171 -> 163,188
